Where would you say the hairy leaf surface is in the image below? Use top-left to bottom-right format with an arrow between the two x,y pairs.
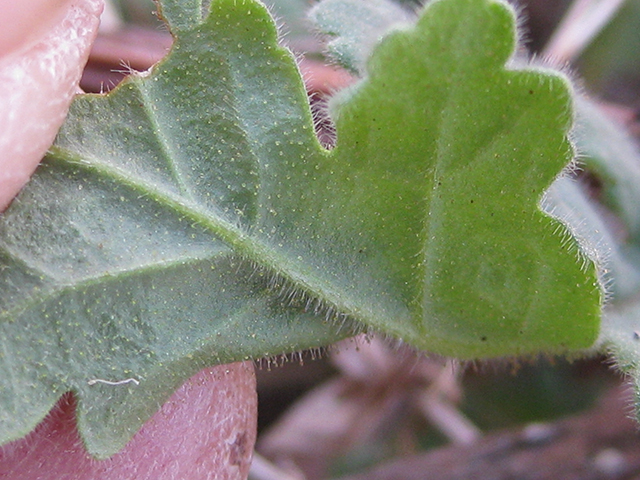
0,0 -> 600,456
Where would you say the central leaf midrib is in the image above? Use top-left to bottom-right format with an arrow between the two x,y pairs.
46,145 -> 361,327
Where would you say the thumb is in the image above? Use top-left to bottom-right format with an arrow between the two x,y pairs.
0,363 -> 257,480
0,0 -> 102,209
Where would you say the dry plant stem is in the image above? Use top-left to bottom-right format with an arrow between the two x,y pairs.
417,394 -> 481,445
543,0 -> 627,63
418,360 -> 481,445
258,337 -> 478,479
250,452 -> 306,480
335,385 -> 640,480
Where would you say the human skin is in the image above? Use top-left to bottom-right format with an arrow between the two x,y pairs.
0,0 -> 258,478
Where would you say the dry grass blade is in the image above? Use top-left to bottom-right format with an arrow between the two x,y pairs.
543,0 -> 627,63
256,337 -> 480,479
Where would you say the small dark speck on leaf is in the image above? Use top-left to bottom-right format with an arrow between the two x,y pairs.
481,336 -> 487,342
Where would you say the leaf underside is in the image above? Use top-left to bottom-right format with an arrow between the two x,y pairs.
0,0 -> 600,456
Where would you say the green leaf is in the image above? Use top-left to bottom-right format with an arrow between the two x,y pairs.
309,0 -> 413,74
0,0 -> 352,457
0,0 -> 600,456
156,0 -> 214,31
305,0 -> 601,356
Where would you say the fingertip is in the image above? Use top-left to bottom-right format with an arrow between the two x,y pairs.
0,363 -> 258,480
0,0 -> 104,210
0,0 -> 74,58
